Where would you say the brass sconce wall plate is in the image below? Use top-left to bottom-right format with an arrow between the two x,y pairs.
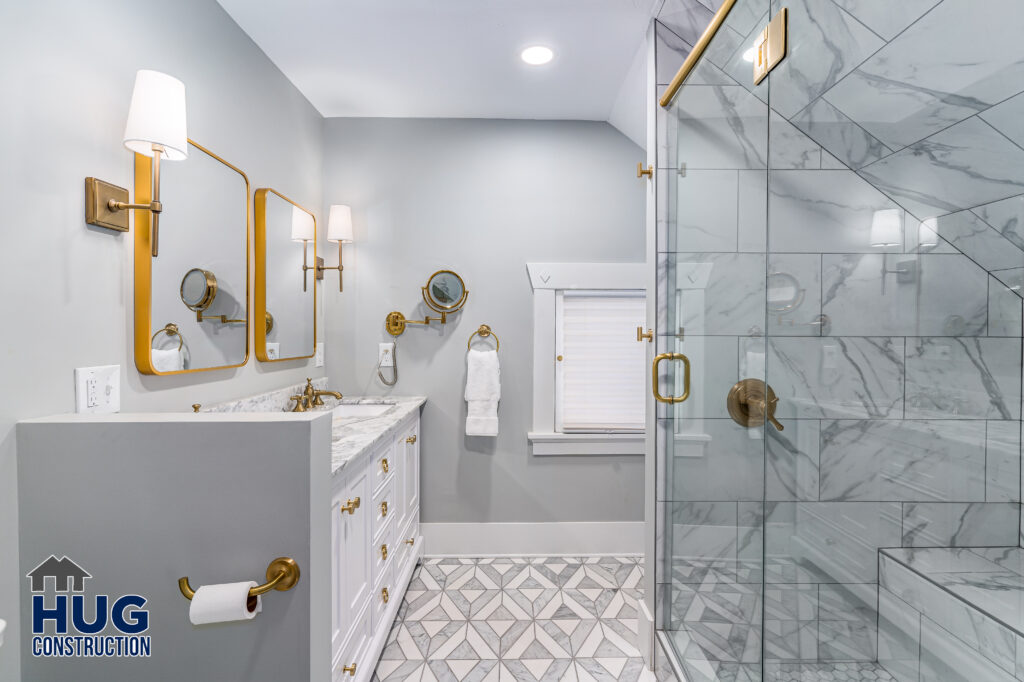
84,178 -> 131,231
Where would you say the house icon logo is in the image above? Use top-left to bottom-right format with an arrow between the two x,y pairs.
26,556 -> 92,593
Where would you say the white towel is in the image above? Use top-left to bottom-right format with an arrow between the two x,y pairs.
465,349 -> 500,436
152,348 -> 184,372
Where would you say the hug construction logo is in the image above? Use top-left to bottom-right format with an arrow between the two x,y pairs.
26,555 -> 151,658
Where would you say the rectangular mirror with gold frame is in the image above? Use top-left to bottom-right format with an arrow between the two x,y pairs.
254,188 -> 317,362
134,139 -> 250,375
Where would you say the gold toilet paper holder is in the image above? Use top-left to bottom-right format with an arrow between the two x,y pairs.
178,557 -> 301,601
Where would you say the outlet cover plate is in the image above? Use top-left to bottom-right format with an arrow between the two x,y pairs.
74,365 -> 120,414
379,343 -> 395,368
315,342 -> 325,367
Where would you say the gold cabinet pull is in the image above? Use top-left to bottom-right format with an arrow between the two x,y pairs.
406,435 -> 417,444
340,497 -> 361,515
381,457 -> 389,473
653,353 -> 691,404
727,379 -> 784,431
405,538 -> 415,546
380,501 -> 388,517
637,162 -> 654,179
381,544 -> 388,560
381,587 -> 390,604
637,327 -> 653,343
342,664 -> 357,676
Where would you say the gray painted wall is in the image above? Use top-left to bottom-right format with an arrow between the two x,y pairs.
321,118 -> 647,524
0,1 -> 325,678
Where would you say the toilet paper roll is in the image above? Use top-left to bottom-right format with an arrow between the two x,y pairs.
188,581 -> 262,625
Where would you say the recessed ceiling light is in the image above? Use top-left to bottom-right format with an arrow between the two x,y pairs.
521,46 -> 554,66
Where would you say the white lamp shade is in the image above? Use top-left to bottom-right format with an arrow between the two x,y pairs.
918,218 -> 939,248
327,205 -> 354,242
870,209 -> 902,247
123,70 -> 188,161
291,206 -> 315,242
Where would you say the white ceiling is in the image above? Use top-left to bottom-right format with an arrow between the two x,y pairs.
215,0 -> 659,122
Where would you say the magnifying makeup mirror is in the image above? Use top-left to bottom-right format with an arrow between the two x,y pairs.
423,270 -> 468,313
181,268 -> 217,313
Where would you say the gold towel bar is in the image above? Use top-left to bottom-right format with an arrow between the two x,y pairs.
468,324 -> 500,350
151,323 -> 184,351
178,556 -> 300,601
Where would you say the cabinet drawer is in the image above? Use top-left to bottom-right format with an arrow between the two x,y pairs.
333,599 -> 370,682
373,517 -> 395,579
372,473 -> 396,541
372,441 -> 396,494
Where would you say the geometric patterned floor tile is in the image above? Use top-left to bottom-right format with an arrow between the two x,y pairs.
374,557 -> 649,682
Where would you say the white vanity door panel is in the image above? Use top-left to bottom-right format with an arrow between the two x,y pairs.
339,466 -> 372,623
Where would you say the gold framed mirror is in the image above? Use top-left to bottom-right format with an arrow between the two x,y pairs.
422,270 -> 468,313
254,188 -> 317,362
134,139 -> 250,375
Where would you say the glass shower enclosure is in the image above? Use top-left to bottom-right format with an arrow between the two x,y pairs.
653,1 -> 1024,680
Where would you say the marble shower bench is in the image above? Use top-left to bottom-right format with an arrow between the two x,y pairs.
879,547 -> 1024,682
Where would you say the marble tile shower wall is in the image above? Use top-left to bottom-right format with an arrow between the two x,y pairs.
655,0 -> 1024,668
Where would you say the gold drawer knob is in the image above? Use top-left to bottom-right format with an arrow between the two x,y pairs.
381,544 -> 388,560
406,435 -> 417,444
380,501 -> 388,517
340,497 -> 361,515
342,663 -> 357,676
381,587 -> 389,604
405,538 -> 415,546
381,457 -> 389,473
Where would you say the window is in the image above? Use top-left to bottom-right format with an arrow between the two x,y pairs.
526,262 -> 647,456
555,291 -> 646,433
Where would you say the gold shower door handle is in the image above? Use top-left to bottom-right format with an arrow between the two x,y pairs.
653,353 -> 691,404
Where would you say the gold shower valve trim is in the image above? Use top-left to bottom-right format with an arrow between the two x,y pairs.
727,379 -> 784,431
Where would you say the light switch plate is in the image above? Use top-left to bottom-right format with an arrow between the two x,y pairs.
315,342 -> 325,367
74,365 -> 120,414
379,343 -> 395,368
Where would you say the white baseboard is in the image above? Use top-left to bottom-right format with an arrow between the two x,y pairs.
421,521 -> 644,556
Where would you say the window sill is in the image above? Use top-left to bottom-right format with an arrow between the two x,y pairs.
527,432 -> 645,456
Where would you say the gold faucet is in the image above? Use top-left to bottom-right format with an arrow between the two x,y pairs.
289,395 -> 308,412
302,378 -> 344,408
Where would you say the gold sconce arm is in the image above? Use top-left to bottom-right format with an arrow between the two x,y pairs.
85,143 -> 166,257
316,241 -> 345,292
178,557 -> 300,601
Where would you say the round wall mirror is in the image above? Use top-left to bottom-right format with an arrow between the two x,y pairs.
180,268 -> 218,312
422,270 -> 467,313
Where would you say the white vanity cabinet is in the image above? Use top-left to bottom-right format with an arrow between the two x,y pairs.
331,412 -> 422,681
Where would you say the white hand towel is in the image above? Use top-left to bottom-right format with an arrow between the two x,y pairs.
466,349 -> 500,436
152,348 -> 184,372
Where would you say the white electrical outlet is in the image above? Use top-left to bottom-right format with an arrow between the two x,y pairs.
379,343 -> 395,368
74,365 -> 120,414
315,342 -> 325,368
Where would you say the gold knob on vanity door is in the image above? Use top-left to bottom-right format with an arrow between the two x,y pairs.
381,544 -> 388,560
405,538 -> 415,546
406,435 -> 417,444
341,664 -> 357,676
340,497 -> 361,515
381,501 -> 388,517
381,457 -> 389,473
381,587 -> 390,603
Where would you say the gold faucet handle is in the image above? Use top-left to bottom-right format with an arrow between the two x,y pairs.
289,395 -> 306,412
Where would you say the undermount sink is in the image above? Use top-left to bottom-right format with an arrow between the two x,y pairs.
332,403 -> 395,419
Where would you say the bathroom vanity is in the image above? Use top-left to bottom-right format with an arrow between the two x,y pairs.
15,383 -> 424,682
328,397 -> 423,681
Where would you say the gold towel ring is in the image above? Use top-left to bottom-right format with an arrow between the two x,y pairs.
468,324 -> 499,350
152,323 -> 184,351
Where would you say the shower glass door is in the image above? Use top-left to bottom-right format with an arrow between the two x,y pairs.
656,1 -> 1024,681
656,1 -> 770,678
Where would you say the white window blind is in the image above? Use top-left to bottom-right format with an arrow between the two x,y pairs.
556,291 -> 646,432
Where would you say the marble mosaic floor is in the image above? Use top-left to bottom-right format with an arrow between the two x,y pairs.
371,556 -> 652,682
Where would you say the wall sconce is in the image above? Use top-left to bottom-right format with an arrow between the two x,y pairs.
870,209 -> 914,294
85,70 -> 188,257
292,206 -> 320,292
319,204 -> 353,292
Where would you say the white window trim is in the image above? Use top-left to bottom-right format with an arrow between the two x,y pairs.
526,262 -> 647,456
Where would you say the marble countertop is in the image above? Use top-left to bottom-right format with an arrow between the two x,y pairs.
329,397 -> 426,475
